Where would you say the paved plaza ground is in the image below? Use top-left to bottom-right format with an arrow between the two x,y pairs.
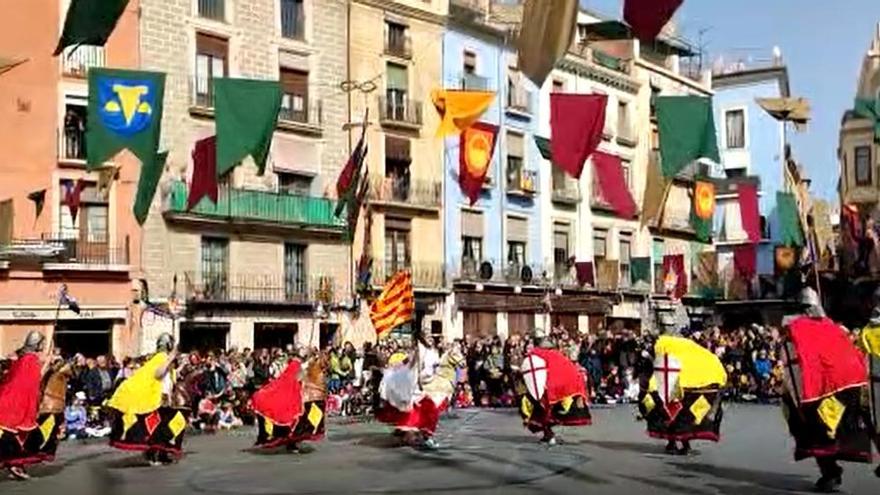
2,404 -> 878,494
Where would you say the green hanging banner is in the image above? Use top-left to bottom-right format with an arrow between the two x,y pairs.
133,151 -> 168,225
54,0 -> 130,55
656,96 -> 720,178
214,78 -> 282,177
777,191 -> 804,247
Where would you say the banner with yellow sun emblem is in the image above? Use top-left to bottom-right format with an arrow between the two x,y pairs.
459,122 -> 499,206
691,179 -> 716,242
87,68 -> 165,172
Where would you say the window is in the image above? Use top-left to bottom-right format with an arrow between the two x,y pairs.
386,62 -> 408,114
463,50 -> 477,74
385,136 -> 411,202
725,109 -> 745,149
280,0 -> 305,40
284,244 -> 306,299
552,79 -> 564,93
385,21 -> 409,58
385,219 -> 410,275
553,224 -> 570,280
198,0 -> 225,21
59,182 -> 108,244
593,229 -> 607,264
279,67 -> 309,122
195,33 -> 228,107
278,173 -> 312,196
855,145 -> 872,186
649,85 -> 660,118
653,238 -> 664,293
621,160 -> 631,192
507,240 -> 526,267
507,216 -> 528,268
62,102 -> 87,160
726,167 -> 746,179
201,237 -> 228,299
506,131 -> 524,190
461,210 -> 483,272
619,234 -> 632,288
462,235 -> 482,262
617,100 -> 631,139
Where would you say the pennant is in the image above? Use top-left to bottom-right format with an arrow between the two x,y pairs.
0,199 -> 12,245
97,166 -> 119,200
27,189 -> 46,221
86,68 -> 164,173
738,181 -> 761,243
592,151 -> 636,218
853,98 -> 880,141
691,179 -> 715,242
575,261 -> 594,287
656,96 -> 720,178
550,93 -> 607,179
188,135 -> 218,210
133,151 -> 168,225
335,127 -> 369,219
596,259 -> 620,291
631,257 -> 652,288
431,89 -> 495,137
662,254 -> 687,299
54,0 -> 130,55
370,271 -> 414,339
214,78 -> 283,176
459,122 -> 499,205
516,0 -> 578,86
347,166 -> 371,235
62,179 -> 87,222
624,0 -> 684,41
695,251 -> 719,297
756,97 -> 811,131
641,157 -> 670,228
733,244 -> 757,283
777,191 -> 804,247
59,284 -> 81,314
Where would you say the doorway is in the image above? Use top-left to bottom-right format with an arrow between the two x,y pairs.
179,322 -> 230,353
254,322 -> 298,350
54,319 -> 113,358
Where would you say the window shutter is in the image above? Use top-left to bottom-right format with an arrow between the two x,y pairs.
196,32 -> 228,59
386,63 -> 408,90
461,210 -> 483,238
506,216 -> 528,242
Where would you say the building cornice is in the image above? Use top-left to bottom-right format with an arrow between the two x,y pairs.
353,0 -> 447,26
558,55 -> 640,94
636,59 -> 712,95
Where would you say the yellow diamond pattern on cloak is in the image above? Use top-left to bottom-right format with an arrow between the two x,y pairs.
642,394 -> 656,414
308,403 -> 323,433
690,395 -> 712,425
122,412 -> 137,439
264,418 -> 274,438
559,396 -> 574,414
817,396 -> 846,438
521,396 -> 533,419
39,415 -> 56,448
168,411 -> 187,440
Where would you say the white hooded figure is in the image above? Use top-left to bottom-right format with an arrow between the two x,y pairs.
379,354 -> 417,412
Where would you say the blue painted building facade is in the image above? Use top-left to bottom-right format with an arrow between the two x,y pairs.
442,9 -> 544,340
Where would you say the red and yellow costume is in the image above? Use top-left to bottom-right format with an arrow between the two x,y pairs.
253,359 -> 326,448
519,348 -> 592,434
0,353 -> 43,468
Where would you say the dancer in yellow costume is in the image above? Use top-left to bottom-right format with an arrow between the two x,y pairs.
860,290 -> 880,480
107,333 -> 188,466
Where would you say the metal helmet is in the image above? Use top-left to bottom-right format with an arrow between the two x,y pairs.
21,331 -> 45,353
799,287 -> 825,317
156,332 -> 175,352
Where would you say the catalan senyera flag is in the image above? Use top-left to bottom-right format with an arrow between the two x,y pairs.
370,271 -> 414,339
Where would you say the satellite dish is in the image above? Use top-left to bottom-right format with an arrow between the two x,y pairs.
479,261 -> 493,281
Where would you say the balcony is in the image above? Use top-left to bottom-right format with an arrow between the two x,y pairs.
454,258 -> 546,286
372,261 -> 446,290
184,272 -> 339,306
61,45 -> 105,78
189,76 -> 216,114
198,0 -> 225,21
366,174 -> 442,211
592,49 -> 630,74
551,181 -> 580,206
278,99 -> 323,134
378,96 -> 423,129
0,236 -> 130,271
384,35 -> 413,60
460,72 -> 489,91
549,261 -> 578,287
506,162 -> 537,197
165,180 -> 346,232
506,83 -> 532,116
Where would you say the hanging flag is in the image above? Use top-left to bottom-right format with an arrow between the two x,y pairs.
775,246 -> 798,276
641,157 -> 670,228
133,151 -> 168,225
777,191 -> 804,247
334,124 -> 369,219
737,181 -> 761,243
656,96 -> 720,178
54,0 -> 130,55
27,189 -> 46,221
662,254 -> 687,299
575,261 -> 595,287
756,97 -> 811,131
624,0 -> 684,41
733,244 -> 757,284
370,270 -> 414,339
0,199 -> 12,245
97,166 -> 119,200
214,78 -> 282,177
592,151 -> 637,219
631,257 -> 652,289
431,90 -> 495,137
516,0 -> 578,87
59,284 -> 81,314
691,179 -> 715,242
347,166 -> 371,235
853,98 -> 880,141
596,259 -> 620,291
188,135 -> 218,210
694,251 -> 719,298
86,68 -> 164,174
62,179 -> 87,222
459,121 -> 499,206
550,93 -> 607,179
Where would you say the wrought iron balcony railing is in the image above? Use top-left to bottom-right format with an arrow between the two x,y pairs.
0,235 -> 130,267
506,84 -> 532,114
460,72 -> 489,91
378,96 -> 423,127
506,164 -> 538,195
278,99 -> 323,129
61,45 -> 105,77
384,35 -> 413,59
184,271 -> 339,305
366,174 -> 442,209
371,261 -> 446,289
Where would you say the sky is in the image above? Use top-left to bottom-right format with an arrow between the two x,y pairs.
582,0 -> 880,202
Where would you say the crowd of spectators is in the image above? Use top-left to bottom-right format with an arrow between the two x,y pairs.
0,323 -> 817,442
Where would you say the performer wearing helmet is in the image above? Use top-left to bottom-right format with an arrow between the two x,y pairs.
857,288 -> 880,480
107,333 -> 188,466
518,338 -> 591,446
0,331 -> 50,480
781,288 -> 874,492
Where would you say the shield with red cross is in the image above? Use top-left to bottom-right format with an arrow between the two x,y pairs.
521,354 -> 548,401
653,353 -> 682,406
